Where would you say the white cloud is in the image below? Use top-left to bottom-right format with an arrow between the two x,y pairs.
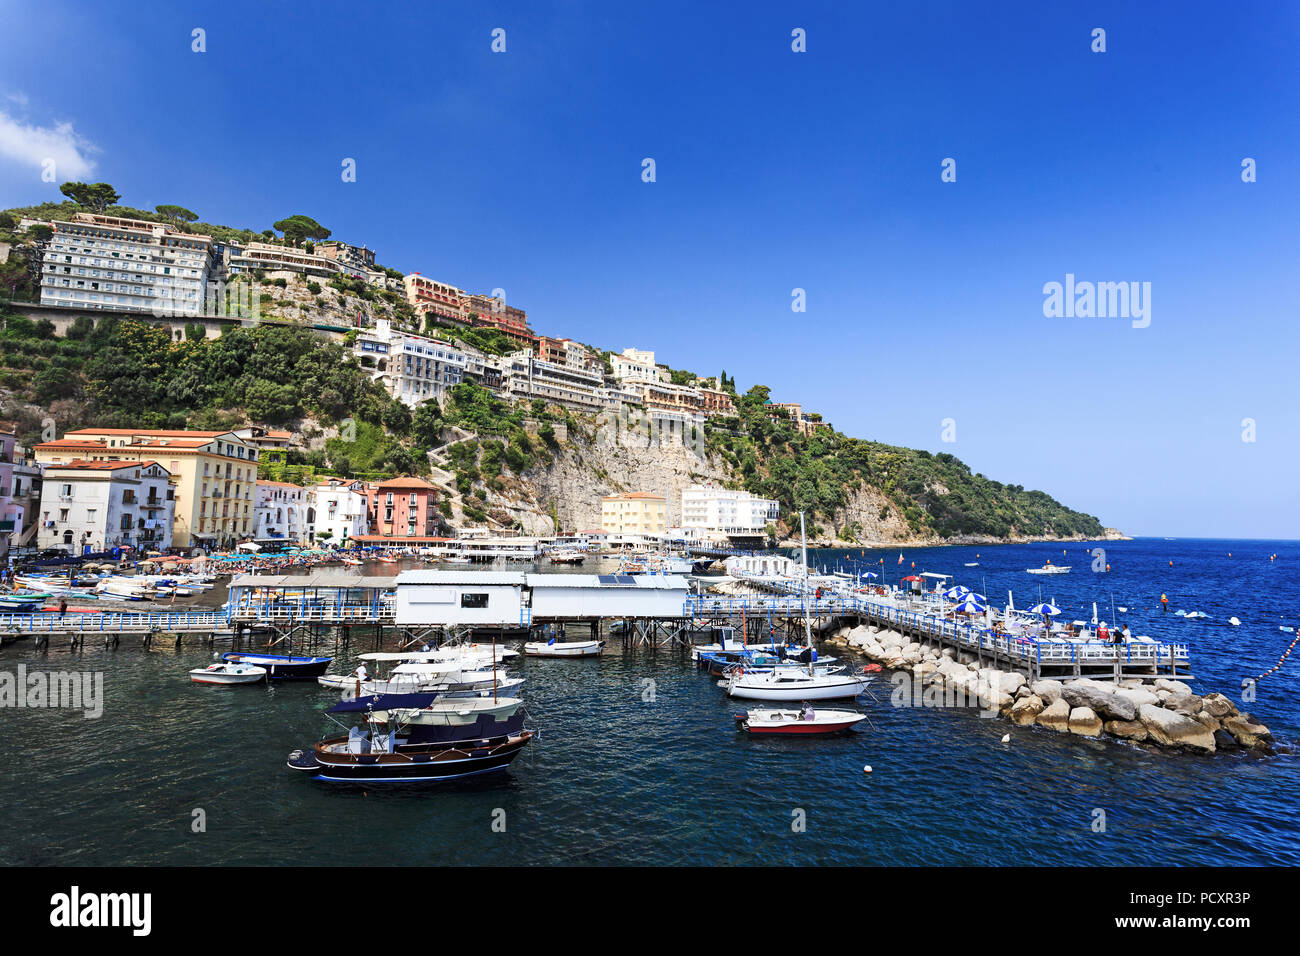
0,110 -> 98,181
6,91 -> 30,108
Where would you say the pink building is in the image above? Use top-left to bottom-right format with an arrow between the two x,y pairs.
358,477 -> 441,543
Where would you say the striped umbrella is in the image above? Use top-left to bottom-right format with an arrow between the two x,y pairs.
943,585 -> 971,600
952,597 -> 987,615
1028,603 -> 1061,616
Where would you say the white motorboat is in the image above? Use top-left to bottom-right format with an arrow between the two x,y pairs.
190,662 -> 267,685
736,706 -> 867,735
724,667 -> 868,701
523,639 -> 604,658
387,696 -> 523,726
1026,564 -> 1070,575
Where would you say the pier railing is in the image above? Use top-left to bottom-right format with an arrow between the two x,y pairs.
0,610 -> 230,633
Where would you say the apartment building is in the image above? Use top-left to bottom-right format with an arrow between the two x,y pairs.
361,476 -> 440,542
461,293 -> 538,347
225,241 -> 344,279
502,350 -> 607,412
232,425 -> 293,466
680,485 -> 780,536
315,240 -> 376,275
39,213 -> 215,316
404,274 -> 466,327
37,460 -> 175,555
354,320 -> 468,407
314,478 -> 369,544
766,401 -> 833,436
600,492 -> 667,536
254,480 -> 315,543
33,429 -> 260,549
537,336 -> 598,372
610,347 -> 667,384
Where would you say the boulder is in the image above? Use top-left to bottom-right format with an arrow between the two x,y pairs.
1222,714 -> 1272,750
1115,686 -> 1160,709
1194,712 -> 1221,733
1014,684 -> 1034,700
1201,693 -> 1237,719
1068,706 -> 1103,736
1138,704 -> 1215,753
1104,719 -> 1148,741
1036,699 -> 1071,732
1009,695 -> 1044,725
1166,693 -> 1203,716
1031,679 -> 1063,704
1155,678 -> 1193,695
1213,730 -> 1238,750
1061,683 -> 1136,722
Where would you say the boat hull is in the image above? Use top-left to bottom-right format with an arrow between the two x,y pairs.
725,676 -> 867,701
305,732 -> 532,782
523,640 -> 604,658
222,652 -> 331,680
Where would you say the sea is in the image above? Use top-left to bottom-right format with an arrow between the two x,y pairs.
1,537 -> 1296,867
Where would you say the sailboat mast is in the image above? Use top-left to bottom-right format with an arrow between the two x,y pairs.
801,512 -> 813,673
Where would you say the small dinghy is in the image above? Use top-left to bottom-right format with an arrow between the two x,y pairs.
190,662 -> 267,685
523,639 -> 604,658
735,705 -> 866,735
1026,564 -> 1070,575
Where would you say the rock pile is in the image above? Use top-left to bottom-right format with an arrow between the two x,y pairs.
828,623 -> 1275,755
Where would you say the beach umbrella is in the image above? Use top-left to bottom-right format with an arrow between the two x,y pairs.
901,575 -> 923,582
1028,602 -> 1061,616
952,597 -> 987,615
943,585 -> 971,600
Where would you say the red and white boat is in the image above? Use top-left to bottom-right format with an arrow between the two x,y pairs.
735,706 -> 866,735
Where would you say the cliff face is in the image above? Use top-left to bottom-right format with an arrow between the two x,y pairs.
464,414 -> 1113,546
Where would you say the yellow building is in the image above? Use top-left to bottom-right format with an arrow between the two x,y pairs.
600,492 -> 667,536
33,429 -> 261,549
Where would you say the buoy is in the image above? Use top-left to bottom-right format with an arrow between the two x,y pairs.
1000,734 -> 1010,744
863,765 -> 873,774
1229,617 -> 1240,626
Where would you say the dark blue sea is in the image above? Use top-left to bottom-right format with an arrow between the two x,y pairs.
1,538 -> 1296,866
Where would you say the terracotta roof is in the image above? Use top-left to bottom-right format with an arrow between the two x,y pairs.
372,476 -> 437,490
45,458 -> 162,472
66,429 -> 230,438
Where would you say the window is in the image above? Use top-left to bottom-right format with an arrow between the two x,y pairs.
460,593 -> 489,609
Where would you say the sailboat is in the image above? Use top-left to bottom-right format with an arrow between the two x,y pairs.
723,513 -> 870,702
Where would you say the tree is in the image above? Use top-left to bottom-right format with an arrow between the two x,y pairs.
273,215 -> 331,246
155,205 -> 199,230
59,181 -> 121,212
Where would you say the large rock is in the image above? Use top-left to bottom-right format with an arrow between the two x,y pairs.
1104,719 -> 1148,741
1155,678 -> 1193,695
1194,712 -> 1221,733
1166,693 -> 1203,716
1222,714 -> 1272,750
1061,683 -> 1136,722
1201,693 -> 1238,719
1068,706 -> 1103,736
1031,679 -> 1063,704
1009,695 -> 1044,725
1138,704 -> 1216,753
1036,699 -> 1071,732
1115,686 -> 1160,709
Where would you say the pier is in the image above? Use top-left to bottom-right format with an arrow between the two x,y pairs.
2,573 -> 1194,684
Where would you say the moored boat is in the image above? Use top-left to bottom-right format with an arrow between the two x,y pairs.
222,651 -> 331,680
523,638 -> 604,658
190,662 -> 267,685
735,705 -> 866,735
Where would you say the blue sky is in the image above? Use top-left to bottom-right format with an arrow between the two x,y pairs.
1,0 -> 1297,539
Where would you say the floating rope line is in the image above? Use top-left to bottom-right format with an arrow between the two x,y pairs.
1249,630 -> 1300,684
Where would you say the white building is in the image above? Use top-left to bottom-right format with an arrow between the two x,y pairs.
610,347 -> 668,384
37,460 -> 175,555
354,319 -> 468,407
313,478 -> 369,545
681,485 -> 780,536
39,213 -> 215,316
254,481 -> 315,544
503,350 -> 607,412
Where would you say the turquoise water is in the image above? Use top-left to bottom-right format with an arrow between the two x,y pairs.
1,538 -> 1296,866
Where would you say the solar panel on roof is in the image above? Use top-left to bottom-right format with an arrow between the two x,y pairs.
597,574 -> 618,584
616,575 -> 636,584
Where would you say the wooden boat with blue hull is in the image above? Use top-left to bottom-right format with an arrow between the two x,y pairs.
287,712 -> 533,783
222,651 -> 331,680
